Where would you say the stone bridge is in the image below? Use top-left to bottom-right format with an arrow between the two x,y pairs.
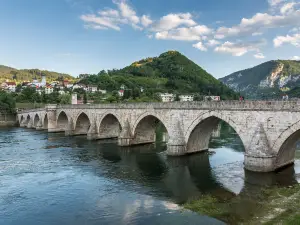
16,101 -> 300,173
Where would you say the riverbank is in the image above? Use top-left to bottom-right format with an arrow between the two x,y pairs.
0,121 -> 16,126
183,184 -> 300,224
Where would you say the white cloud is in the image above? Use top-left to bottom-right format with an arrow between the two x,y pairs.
99,9 -> 119,17
214,40 -> 266,56
81,0 -> 142,31
141,15 -> 153,27
268,0 -> 285,7
206,39 -> 220,47
280,2 -> 297,14
291,56 -> 300,60
274,33 -> 300,47
254,52 -> 265,59
151,13 -> 196,32
155,30 -> 200,41
193,42 -> 207,51
290,27 -> 300,33
154,25 -> 212,41
116,0 -> 139,24
80,14 -> 122,30
252,32 -> 263,36
215,10 -> 300,39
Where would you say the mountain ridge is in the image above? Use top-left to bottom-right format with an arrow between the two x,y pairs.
219,60 -> 300,98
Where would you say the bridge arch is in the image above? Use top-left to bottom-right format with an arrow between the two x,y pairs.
98,113 -> 122,139
272,119 -> 300,169
56,111 -> 69,131
33,114 -> 40,127
24,114 -> 31,127
132,112 -> 169,145
185,111 -> 246,154
74,112 -> 91,135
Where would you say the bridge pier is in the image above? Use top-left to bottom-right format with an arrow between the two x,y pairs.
46,105 -> 59,133
118,120 -> 133,146
244,124 -> 276,172
87,121 -> 98,140
35,120 -> 44,130
27,119 -> 33,129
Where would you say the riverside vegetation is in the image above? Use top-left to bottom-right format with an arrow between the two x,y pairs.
184,181 -> 300,224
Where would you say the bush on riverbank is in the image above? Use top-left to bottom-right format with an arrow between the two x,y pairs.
183,184 -> 300,225
0,91 -> 16,113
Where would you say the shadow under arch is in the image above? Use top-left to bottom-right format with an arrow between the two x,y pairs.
43,114 -> 48,129
185,113 -> 246,155
56,111 -> 69,132
74,112 -> 91,135
20,115 -> 24,126
33,114 -> 40,127
275,129 -> 300,170
98,113 -> 122,139
132,114 -> 169,146
24,114 -> 31,127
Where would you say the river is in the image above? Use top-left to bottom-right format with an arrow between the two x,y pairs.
1,124 -> 300,225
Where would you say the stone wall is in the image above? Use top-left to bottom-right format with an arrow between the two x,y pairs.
0,112 -> 16,127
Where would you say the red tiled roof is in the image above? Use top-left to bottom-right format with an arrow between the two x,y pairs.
6,82 -> 16,86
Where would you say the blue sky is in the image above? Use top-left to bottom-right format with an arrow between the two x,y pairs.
0,0 -> 300,78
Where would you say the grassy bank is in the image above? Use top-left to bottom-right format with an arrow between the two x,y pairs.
183,184 -> 300,224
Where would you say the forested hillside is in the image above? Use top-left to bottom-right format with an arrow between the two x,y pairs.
81,51 -> 238,100
0,65 -> 75,83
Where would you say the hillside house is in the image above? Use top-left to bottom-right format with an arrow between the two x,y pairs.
179,94 -> 194,102
159,93 -> 175,102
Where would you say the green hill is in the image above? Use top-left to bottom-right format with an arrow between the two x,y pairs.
81,51 -> 238,100
220,60 -> 300,99
0,65 -> 76,83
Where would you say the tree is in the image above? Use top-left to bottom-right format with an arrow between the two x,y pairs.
15,84 -> 22,93
59,94 -> 71,104
83,92 -> 87,104
0,91 -> 16,113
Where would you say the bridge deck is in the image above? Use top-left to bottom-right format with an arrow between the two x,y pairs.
17,101 -> 300,114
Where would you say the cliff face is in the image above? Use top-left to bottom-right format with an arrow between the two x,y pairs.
219,60 -> 300,98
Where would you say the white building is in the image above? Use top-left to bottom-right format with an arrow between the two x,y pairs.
87,85 -> 98,93
36,89 -> 43,95
72,84 -> 85,90
32,75 -> 47,87
66,84 -> 73,89
179,94 -> 194,102
98,89 -> 107,94
5,82 -> 16,92
204,96 -> 221,101
119,90 -> 124,97
45,86 -> 54,94
159,93 -> 175,102
58,90 -> 65,95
